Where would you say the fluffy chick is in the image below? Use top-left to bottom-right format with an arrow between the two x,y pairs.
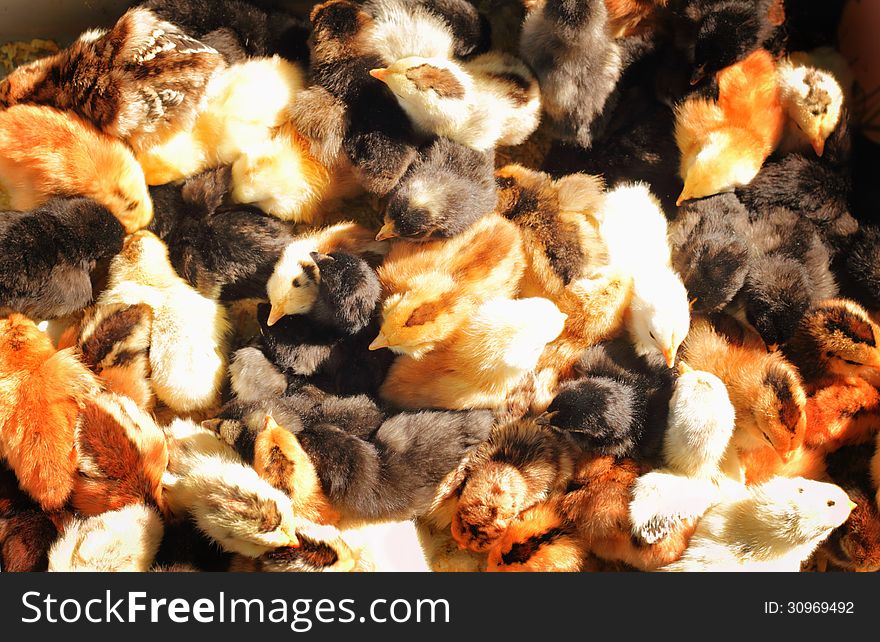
520,0 -> 622,148
371,50 -> 540,151
0,314 -> 98,510
681,317 -> 806,464
605,0 -> 669,37
600,182 -> 690,366
0,7 -> 224,151
777,56 -> 845,157
675,49 -> 784,204
546,339 -> 675,460
628,364 -> 737,544
98,231 -> 230,414
378,138 -> 496,242
380,297 -> 566,410
375,213 -> 525,357
47,504 -> 163,572
0,105 -> 153,233
0,467 -> 58,572
662,476 -> 854,571
148,168 -> 296,300
0,198 -> 124,320
842,225 -> 880,310
443,419 -> 576,553
267,221 -> 386,326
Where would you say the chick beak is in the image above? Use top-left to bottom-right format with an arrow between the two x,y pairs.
811,136 -> 825,157
369,332 -> 390,351
690,64 -> 706,85
662,345 -> 676,369
676,190 -> 689,207
766,343 -> 779,353
677,360 -> 693,376
847,499 -> 858,512
267,304 -> 285,327
375,222 -> 397,242
283,529 -> 300,548
370,68 -> 389,83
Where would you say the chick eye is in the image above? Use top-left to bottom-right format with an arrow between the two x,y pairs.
827,500 -> 836,507
798,488 -> 804,494
762,432 -> 772,443
843,358 -> 861,366
292,279 -> 301,288
649,331 -> 656,341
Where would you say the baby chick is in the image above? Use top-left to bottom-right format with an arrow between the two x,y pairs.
380,297 -> 566,410
98,231 -> 231,415
776,56 -> 845,157
267,221 -> 386,326
681,317 -> 806,466
0,105 -> 153,233
675,49 -> 784,204
842,225 -> 880,310
375,212 -> 525,357
71,392 -> 168,516
661,476 -> 855,571
47,504 -> 163,572
0,7 -> 224,152
605,0 -> 669,37
628,364 -> 737,544
0,466 -> 58,572
0,314 -> 99,510
0,198 -> 124,320
546,339 -> 675,460
379,138 -> 496,242
520,0 -> 623,149
600,182 -> 690,367
371,50 -> 540,151
443,419 -> 576,553
148,167 -> 297,300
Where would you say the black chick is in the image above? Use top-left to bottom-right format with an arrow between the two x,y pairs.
669,193 -> 751,313
213,398 -> 494,521
0,198 -> 124,320
153,519 -> 233,572
546,339 -> 675,461
379,138 -> 496,241
0,466 -> 57,572
143,0 -> 311,63
147,167 -> 296,300
672,0 -> 783,86
258,251 -> 394,396
840,225 -> 880,310
782,0 -> 846,51
305,0 -> 419,196
736,113 -> 856,254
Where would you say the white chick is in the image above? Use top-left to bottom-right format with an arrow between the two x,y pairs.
363,0 -> 457,62
599,182 -> 691,367
48,504 -> 163,572
339,520 -> 431,572
661,476 -> 855,572
629,364 -> 737,544
266,221 -> 386,326
98,231 -> 230,414
777,56 -> 845,157
371,51 -> 541,151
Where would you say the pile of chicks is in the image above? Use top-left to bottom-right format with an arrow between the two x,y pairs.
0,0 -> 878,573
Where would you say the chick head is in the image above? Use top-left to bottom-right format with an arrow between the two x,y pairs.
266,239 -> 322,327
96,144 -> 154,233
370,57 -> 471,136
692,8 -> 761,85
677,131 -> 764,205
380,179 -> 446,242
371,272 -> 460,358
824,490 -> 880,572
664,367 -> 736,478
788,299 -> 880,380
627,269 -> 691,368
747,357 -> 806,458
0,313 -> 54,372
778,62 -> 843,156
753,477 -> 855,544
741,255 -> 811,348
0,56 -> 50,107
309,251 -> 380,335
113,230 -> 175,286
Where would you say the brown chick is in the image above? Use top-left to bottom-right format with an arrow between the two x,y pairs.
439,419 -> 577,553
675,49 -> 784,205
0,105 -> 153,233
374,213 -> 525,358
0,7 -> 224,151
380,297 -> 566,410
681,317 -> 807,474
0,314 -> 99,511
604,0 -> 669,38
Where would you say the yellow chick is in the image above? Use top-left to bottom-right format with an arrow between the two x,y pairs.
98,231 -> 230,414
777,55 -> 846,157
374,212 -> 526,358
380,297 -> 566,410
0,105 -> 153,233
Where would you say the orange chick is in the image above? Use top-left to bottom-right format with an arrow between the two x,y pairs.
675,49 -> 784,204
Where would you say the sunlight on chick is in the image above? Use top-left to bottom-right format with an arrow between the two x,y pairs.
266,222 -> 386,326
661,476 -> 855,571
98,231 -> 230,414
380,297 -> 566,410
675,49 -> 784,204
371,50 -> 540,151
777,56 -> 845,157
599,182 -> 690,367
0,105 -> 153,233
